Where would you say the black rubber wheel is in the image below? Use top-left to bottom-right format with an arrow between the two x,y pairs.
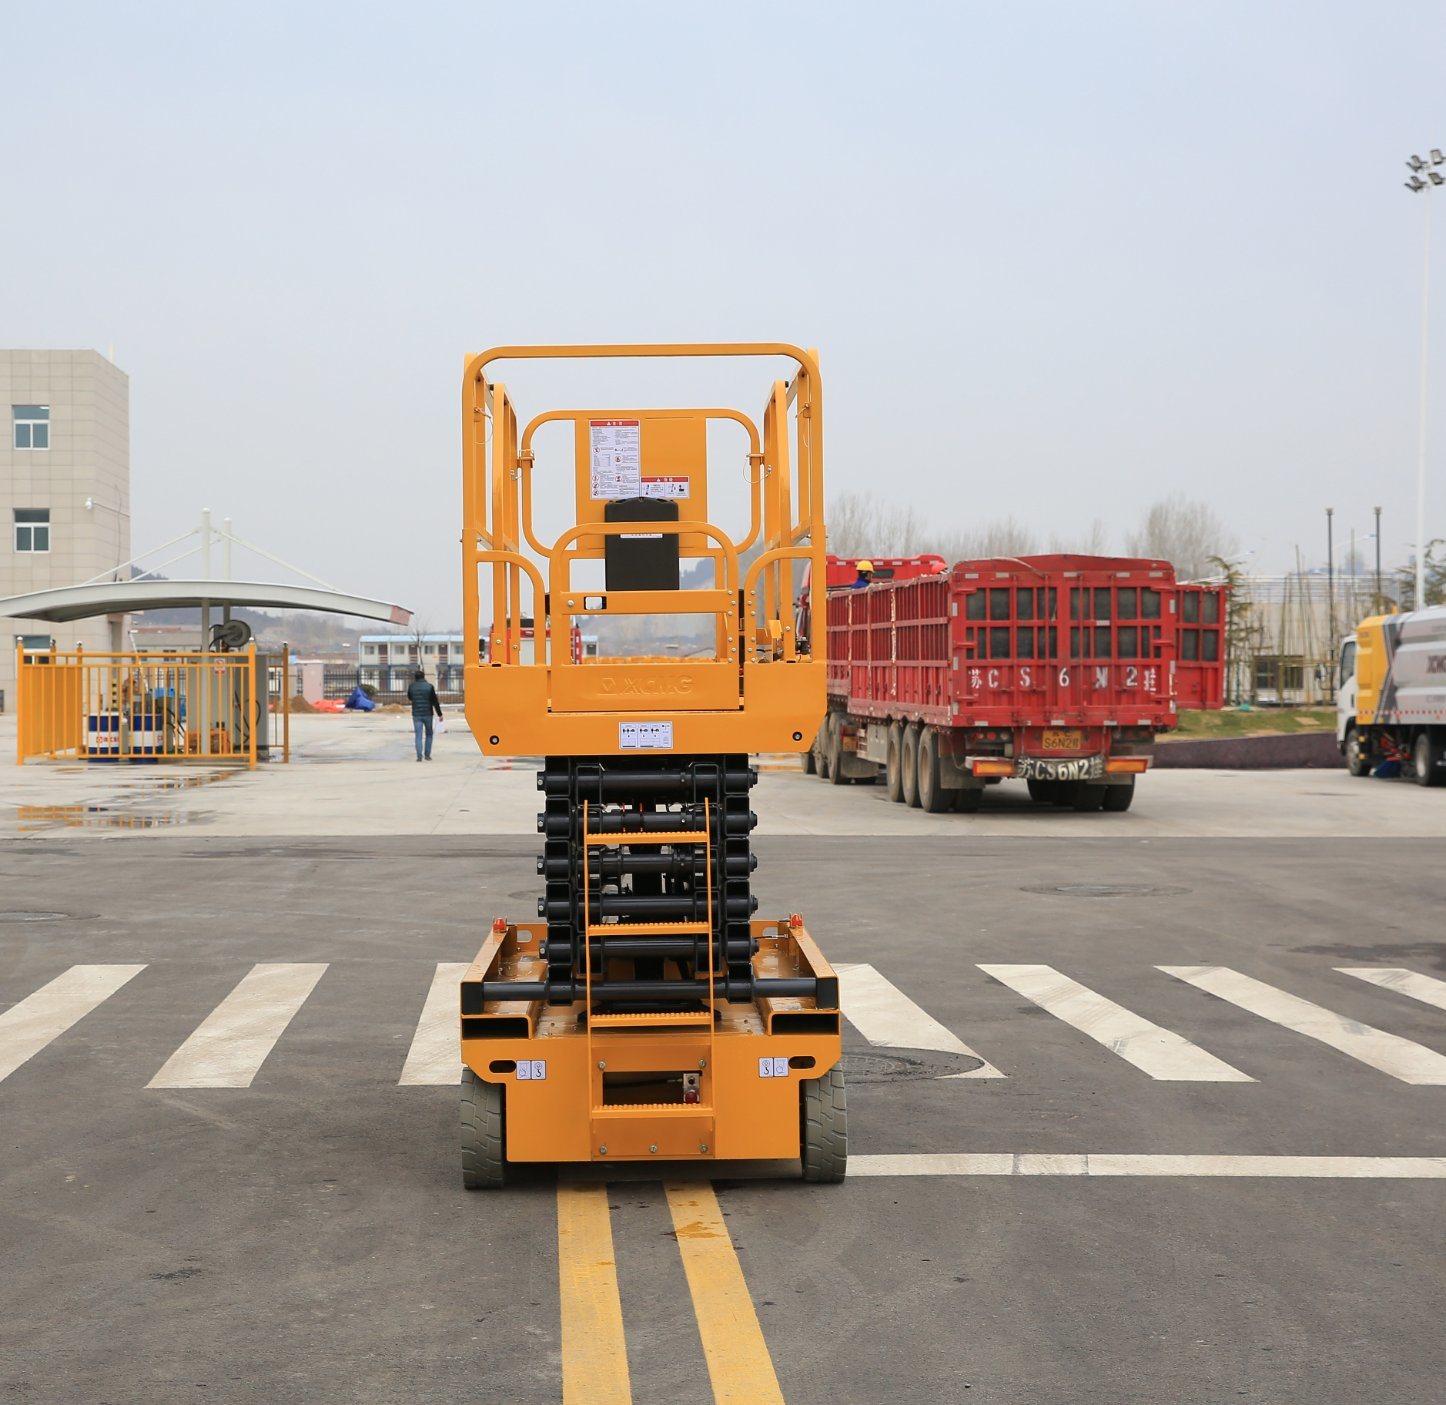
1414,731 -> 1444,787
1072,782 -> 1107,812
801,746 -> 816,775
901,725 -> 921,808
917,728 -> 949,812
885,723 -> 905,803
1026,779 -> 1054,803
828,714 -> 849,785
1344,727 -> 1370,778
800,1066 -> 847,1183
953,787 -> 983,812
1101,777 -> 1135,812
461,1067 -> 506,1189
816,714 -> 833,780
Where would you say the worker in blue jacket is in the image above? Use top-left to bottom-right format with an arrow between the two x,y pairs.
852,559 -> 875,588
406,669 -> 443,761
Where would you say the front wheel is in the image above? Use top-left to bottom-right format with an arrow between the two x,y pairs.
461,1068 -> 506,1189
1345,727 -> 1371,778
1072,782 -> 1107,812
1415,731 -> 1444,787
801,747 -> 816,775
901,726 -> 921,808
827,714 -> 849,785
1026,779 -> 1055,803
885,723 -> 905,803
800,1067 -> 847,1183
1102,777 -> 1135,812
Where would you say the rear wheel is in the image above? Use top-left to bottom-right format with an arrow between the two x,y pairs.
901,725 -> 921,808
800,1066 -> 847,1183
1102,777 -> 1135,812
917,728 -> 949,812
1414,731 -> 1443,787
461,1068 -> 506,1189
1345,726 -> 1370,778
1072,782 -> 1106,812
828,714 -> 849,785
885,723 -> 905,803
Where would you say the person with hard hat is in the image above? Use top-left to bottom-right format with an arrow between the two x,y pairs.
852,559 -> 875,588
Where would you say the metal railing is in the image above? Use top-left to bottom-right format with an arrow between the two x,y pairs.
15,645 -> 288,768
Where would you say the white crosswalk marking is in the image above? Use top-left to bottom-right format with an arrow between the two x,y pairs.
1160,965 -> 1446,1085
1337,967 -> 1446,1013
399,962 -> 469,1085
852,1153 -> 1446,1179
979,964 -> 1254,1081
0,965 -> 145,1083
838,963 -> 1003,1078
147,963 -> 328,1089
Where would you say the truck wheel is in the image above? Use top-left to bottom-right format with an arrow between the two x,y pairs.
1102,777 -> 1135,812
828,714 -> 849,785
1414,731 -> 1443,787
917,728 -> 949,812
801,746 -> 816,775
953,787 -> 983,812
1026,779 -> 1053,803
1072,783 -> 1106,812
885,723 -> 905,803
1345,727 -> 1370,778
901,725 -> 921,808
816,714 -> 833,780
461,1067 -> 506,1189
800,1067 -> 847,1183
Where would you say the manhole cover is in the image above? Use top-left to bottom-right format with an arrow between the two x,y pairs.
1019,883 -> 1190,898
840,1048 -> 983,1082
0,910 -> 91,923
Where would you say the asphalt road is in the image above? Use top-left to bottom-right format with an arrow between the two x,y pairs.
3,834 -> 1444,1404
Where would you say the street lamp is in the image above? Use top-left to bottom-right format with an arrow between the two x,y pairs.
1404,149 -> 1444,607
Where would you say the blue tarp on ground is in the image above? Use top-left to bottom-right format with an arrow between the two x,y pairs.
344,686 -> 376,711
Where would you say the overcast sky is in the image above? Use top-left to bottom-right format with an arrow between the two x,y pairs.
6,1 -> 1445,623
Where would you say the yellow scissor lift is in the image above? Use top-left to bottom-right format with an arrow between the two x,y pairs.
458,343 -> 844,1186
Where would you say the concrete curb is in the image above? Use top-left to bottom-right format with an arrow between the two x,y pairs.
1154,731 -> 1342,770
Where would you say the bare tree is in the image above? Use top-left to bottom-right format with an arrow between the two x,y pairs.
826,492 -> 923,556
1125,495 -> 1238,580
925,517 -> 1039,563
1048,519 -> 1111,555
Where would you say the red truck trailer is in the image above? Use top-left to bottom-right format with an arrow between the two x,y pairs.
799,554 -> 1226,812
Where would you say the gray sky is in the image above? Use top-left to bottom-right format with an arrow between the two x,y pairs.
7,1 -> 1445,623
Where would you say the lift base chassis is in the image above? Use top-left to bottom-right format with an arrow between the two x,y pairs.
462,918 -> 842,1164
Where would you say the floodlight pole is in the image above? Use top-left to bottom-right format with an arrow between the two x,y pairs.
1408,156 -> 1439,608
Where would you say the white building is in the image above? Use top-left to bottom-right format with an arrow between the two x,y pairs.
1,350 -> 130,703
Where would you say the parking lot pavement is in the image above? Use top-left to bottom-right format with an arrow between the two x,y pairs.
6,712 -> 1446,841
2,834 -> 1443,1403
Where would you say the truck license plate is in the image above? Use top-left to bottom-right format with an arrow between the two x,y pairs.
1041,728 -> 1083,751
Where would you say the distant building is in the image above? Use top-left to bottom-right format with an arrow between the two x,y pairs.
1,350 -> 130,702
357,634 -> 467,694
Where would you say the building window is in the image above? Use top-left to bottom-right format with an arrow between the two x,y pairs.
15,509 -> 50,552
13,405 -> 50,450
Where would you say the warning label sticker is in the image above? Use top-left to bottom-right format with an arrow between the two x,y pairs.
619,721 -> 674,750
589,419 -> 641,500
640,475 -> 688,499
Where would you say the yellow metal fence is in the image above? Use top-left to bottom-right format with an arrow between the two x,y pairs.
16,646 -> 288,768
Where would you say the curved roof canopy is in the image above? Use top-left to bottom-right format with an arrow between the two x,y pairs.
0,579 -> 412,626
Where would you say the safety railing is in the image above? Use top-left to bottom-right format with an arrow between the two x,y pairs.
15,646 -> 276,768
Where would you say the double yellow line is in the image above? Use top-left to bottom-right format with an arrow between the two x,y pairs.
557,1183 -> 786,1405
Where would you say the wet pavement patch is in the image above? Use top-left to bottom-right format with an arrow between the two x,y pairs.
1020,883 -> 1191,898
841,1048 -> 984,1081
14,804 -> 206,832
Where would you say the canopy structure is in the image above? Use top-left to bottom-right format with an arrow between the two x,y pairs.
0,579 -> 411,626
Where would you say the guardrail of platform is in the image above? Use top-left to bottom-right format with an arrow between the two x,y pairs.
15,644 -> 267,769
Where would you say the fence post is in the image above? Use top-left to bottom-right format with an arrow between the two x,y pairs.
247,643 -> 258,771
14,642 -> 22,766
282,641 -> 291,763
